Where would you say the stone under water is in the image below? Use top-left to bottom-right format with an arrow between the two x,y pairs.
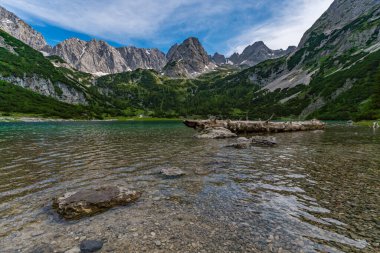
80,240 -> 104,253
52,186 -> 141,220
194,127 -> 237,139
160,167 -> 186,178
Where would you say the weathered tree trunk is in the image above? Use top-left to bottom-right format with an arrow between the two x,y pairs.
184,119 -> 325,133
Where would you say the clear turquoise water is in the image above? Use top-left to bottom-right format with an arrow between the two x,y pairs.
0,121 -> 379,252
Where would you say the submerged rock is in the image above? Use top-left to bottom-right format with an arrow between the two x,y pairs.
237,137 -> 250,142
226,143 -> 251,149
80,240 -> 103,253
227,136 -> 277,149
195,127 -> 237,139
250,136 -> 277,146
29,244 -> 54,253
160,167 -> 186,178
53,186 -> 141,220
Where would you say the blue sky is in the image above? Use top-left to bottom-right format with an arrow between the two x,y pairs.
0,0 -> 333,55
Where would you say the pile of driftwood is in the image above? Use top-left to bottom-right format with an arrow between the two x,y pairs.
184,119 -> 325,134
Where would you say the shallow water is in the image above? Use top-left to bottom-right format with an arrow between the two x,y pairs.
0,121 -> 379,252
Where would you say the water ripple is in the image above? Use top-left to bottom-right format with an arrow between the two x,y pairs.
0,122 -> 378,252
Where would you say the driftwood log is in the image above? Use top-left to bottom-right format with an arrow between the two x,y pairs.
184,119 -> 325,133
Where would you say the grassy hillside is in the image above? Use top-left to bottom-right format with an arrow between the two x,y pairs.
0,80 -> 92,119
308,50 -> 380,120
94,49 -> 380,121
0,29 -> 127,119
96,69 -> 197,117
0,29 -> 85,92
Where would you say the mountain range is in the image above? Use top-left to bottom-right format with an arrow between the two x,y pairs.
0,5 -> 295,78
0,0 -> 379,121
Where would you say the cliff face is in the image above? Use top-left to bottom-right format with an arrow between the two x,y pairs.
0,6 -> 47,50
49,38 -> 168,75
116,46 -> 167,71
299,0 -> 380,47
0,75 -> 88,105
50,38 -> 131,75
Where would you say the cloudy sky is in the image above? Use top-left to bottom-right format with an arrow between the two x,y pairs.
0,0 -> 333,55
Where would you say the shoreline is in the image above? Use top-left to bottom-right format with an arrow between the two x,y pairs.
0,116 -> 183,123
0,115 -> 378,125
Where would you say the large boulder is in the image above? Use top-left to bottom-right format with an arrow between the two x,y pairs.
195,127 -> 237,139
53,186 -> 141,220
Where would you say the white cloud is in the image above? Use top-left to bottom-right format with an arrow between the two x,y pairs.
0,0 -> 264,45
227,0 -> 334,55
0,0 -> 185,40
0,0 -> 334,54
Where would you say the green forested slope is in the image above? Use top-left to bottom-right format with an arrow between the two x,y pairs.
1,1 -> 380,121
0,80 -> 90,118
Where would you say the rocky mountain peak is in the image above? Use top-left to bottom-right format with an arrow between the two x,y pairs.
212,52 -> 227,65
0,5 -> 47,50
249,41 -> 267,48
229,41 -> 296,67
164,37 -> 215,77
116,46 -> 167,71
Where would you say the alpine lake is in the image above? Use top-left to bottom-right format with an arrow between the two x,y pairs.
0,121 -> 379,252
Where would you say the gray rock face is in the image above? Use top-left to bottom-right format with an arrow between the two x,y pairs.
50,38 -> 167,75
0,74 -> 88,105
117,46 -> 167,71
298,0 -> 380,55
299,0 -> 380,47
228,52 -> 240,65
164,37 -> 216,77
228,42 -> 296,67
211,52 -> 227,65
50,38 -> 131,75
247,0 -> 380,92
0,6 -> 47,50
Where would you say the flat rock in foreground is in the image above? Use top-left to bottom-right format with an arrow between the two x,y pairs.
53,186 -> 141,220
194,127 -> 237,139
